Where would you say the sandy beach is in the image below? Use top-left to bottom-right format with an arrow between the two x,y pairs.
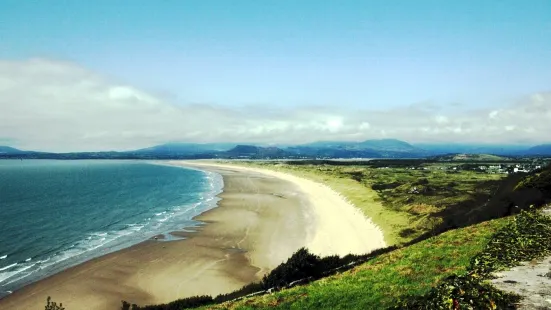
0,161 -> 385,310
182,162 -> 386,257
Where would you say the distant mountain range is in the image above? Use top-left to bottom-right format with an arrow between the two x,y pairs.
525,144 -> 551,156
134,143 -> 239,155
284,139 -> 430,159
0,146 -> 28,154
1,139 -> 551,160
413,143 -> 530,156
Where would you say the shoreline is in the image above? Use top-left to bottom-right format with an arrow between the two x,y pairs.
0,161 -> 312,309
0,160 -> 385,310
0,161 -> 224,300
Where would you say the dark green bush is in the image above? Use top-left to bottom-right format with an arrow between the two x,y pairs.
262,248 -> 321,288
390,274 -> 520,310
346,171 -> 364,182
126,295 -> 213,310
372,181 -> 402,191
45,296 -> 65,310
470,209 -> 551,276
414,178 -> 429,186
262,246 -> 397,289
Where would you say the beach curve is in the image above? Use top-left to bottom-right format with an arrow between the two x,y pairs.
176,161 -> 387,257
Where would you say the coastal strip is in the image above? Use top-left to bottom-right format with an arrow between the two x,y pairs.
0,161 -> 385,310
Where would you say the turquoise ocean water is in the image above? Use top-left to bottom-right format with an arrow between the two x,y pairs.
0,160 -> 222,298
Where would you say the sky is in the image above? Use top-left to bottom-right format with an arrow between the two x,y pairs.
0,0 -> 550,151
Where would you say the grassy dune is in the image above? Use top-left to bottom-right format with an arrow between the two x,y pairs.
236,161 -> 504,245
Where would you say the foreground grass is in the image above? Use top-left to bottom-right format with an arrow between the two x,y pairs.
202,217 -> 509,310
393,209 -> 551,309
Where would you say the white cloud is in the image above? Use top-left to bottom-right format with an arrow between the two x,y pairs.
1,58 -> 550,152
326,118 -> 344,132
358,122 -> 371,131
434,115 -> 449,124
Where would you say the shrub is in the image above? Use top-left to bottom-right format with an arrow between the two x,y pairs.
121,301 -> 139,310
346,171 -> 364,182
414,178 -> 429,186
372,181 -> 402,191
470,209 -> 551,276
390,274 -> 520,310
45,296 -> 65,310
127,295 -> 213,310
262,247 -> 321,288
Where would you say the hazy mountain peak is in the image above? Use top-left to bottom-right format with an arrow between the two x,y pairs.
0,146 -> 24,154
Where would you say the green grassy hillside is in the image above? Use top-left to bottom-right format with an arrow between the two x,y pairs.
206,207 -> 551,310
204,217 -> 510,310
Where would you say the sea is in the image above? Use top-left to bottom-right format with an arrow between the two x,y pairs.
0,160 -> 223,299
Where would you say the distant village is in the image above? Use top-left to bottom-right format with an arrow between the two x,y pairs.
447,163 -> 544,174
398,159 -> 549,174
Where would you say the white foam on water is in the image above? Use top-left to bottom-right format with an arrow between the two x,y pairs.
0,165 -> 225,291
37,258 -> 50,264
0,263 -> 17,272
0,263 -> 36,284
127,224 -> 144,232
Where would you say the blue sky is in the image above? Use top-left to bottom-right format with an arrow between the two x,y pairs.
0,0 -> 550,151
